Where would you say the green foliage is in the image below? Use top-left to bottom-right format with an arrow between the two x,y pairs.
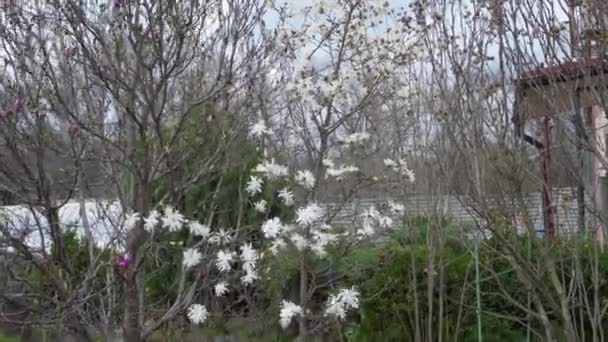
0,334 -> 19,342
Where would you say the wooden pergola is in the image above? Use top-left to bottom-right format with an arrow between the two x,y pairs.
513,52 -> 608,237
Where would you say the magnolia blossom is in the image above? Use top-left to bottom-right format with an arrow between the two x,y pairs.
290,233 -> 308,251
278,188 -> 294,206
209,229 -> 232,245
341,132 -> 370,145
269,239 -> 287,255
253,199 -> 267,213
296,203 -> 324,226
261,217 -> 283,239
116,254 -> 129,269
215,281 -> 229,297
246,175 -> 264,196
383,158 -> 397,167
143,210 -> 160,232
357,206 -> 393,237
385,157 -> 415,183
388,200 -> 405,215
162,207 -> 185,232
187,304 -> 208,325
241,269 -> 258,285
295,170 -> 315,189
240,243 -> 258,265
324,287 -> 360,320
311,231 -> 338,257
322,158 -> 335,168
183,248 -> 202,269
279,300 -> 303,329
326,165 -> 359,179
250,119 -> 272,137
357,222 -> 375,237
254,159 -> 289,180
240,244 -> 258,285
124,212 -> 140,230
404,168 -> 416,183
190,221 -> 211,238
216,250 -> 235,273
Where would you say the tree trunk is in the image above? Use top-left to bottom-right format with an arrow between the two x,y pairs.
123,269 -> 142,342
298,253 -> 308,338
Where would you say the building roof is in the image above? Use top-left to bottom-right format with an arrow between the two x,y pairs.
515,57 -> 608,89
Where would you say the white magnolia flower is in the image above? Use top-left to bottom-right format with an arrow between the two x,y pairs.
324,287 -> 360,320
366,206 -> 381,220
326,165 -> 359,179
187,304 -> 208,325
253,199 -> 267,213
290,233 -> 308,251
240,243 -> 258,264
279,300 -> 303,329
269,239 -> 287,255
357,222 -> 375,237
385,157 -> 415,183
124,212 -> 140,230
143,210 -> 160,232
214,281 -> 229,297
388,200 -> 405,215
338,287 -> 360,308
322,158 -> 335,169
325,298 -> 346,320
209,229 -> 232,245
379,215 -> 393,228
404,168 -> 416,183
341,132 -> 370,145
278,188 -> 294,206
250,119 -> 272,137
383,158 -> 397,167
296,203 -> 324,226
262,217 -> 283,239
246,175 -> 264,196
254,159 -> 289,180
241,268 -> 258,285
240,244 -> 258,284
295,170 -> 315,189
183,248 -> 202,269
362,206 -> 393,229
311,232 -> 338,257
162,206 -> 185,232
190,221 -> 211,238
216,250 -> 236,273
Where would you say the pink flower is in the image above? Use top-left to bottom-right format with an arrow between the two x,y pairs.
14,97 -> 25,112
69,124 -> 80,136
18,227 -> 31,241
116,254 -> 130,269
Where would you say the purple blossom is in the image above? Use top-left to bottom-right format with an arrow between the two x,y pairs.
18,227 -> 31,241
69,124 -> 80,136
116,254 -> 130,269
14,97 -> 25,112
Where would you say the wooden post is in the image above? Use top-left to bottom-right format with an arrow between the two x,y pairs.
542,116 -> 556,238
572,90 -> 587,235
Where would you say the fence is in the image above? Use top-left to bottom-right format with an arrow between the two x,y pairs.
324,188 -> 581,236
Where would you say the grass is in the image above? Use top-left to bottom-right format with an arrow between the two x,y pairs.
0,334 -> 19,342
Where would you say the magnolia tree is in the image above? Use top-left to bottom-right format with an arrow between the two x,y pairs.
0,0 -> 276,340
0,0 -> 422,341
248,0 -> 421,337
